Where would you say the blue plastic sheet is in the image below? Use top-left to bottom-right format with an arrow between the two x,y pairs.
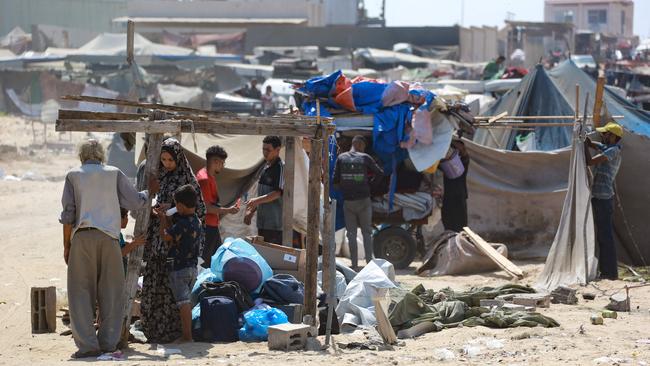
238,307 -> 289,342
352,81 -> 387,114
299,70 -> 341,97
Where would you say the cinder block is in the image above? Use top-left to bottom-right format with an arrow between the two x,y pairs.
31,286 -> 57,333
480,299 -> 506,308
512,294 -> 551,308
268,323 -> 315,351
551,286 -> 578,305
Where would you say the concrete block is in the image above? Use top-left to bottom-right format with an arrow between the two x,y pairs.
479,299 -> 506,308
512,294 -> 551,308
268,323 -> 316,351
551,286 -> 578,305
606,293 -> 630,312
31,286 -> 56,333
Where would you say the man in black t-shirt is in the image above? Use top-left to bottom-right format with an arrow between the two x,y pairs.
333,135 -> 383,269
245,136 -> 284,244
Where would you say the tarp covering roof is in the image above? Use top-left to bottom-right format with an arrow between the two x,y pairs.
73,33 -> 194,56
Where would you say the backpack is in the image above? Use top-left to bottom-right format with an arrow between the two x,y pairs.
195,281 -> 253,313
199,296 -> 239,342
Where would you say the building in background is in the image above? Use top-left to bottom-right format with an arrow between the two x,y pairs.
0,0 -> 360,37
544,0 -> 634,38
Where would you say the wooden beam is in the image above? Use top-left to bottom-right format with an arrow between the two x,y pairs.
304,138 -> 323,324
463,227 -> 524,279
56,119 -> 181,134
60,95 -> 334,124
56,118 -> 334,136
487,111 -> 508,124
593,76 -> 606,128
119,128 -> 163,347
282,137 -> 295,247
58,109 -> 147,120
126,20 -> 135,65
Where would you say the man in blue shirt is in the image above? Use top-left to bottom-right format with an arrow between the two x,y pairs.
585,122 -> 623,280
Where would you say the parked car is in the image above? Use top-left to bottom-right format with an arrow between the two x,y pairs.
211,92 -> 262,115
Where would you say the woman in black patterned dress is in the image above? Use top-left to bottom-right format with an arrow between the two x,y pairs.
140,138 -> 205,343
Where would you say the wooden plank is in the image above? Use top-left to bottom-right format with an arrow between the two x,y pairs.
282,137 -> 295,247
304,138 -> 323,324
463,227 -> 524,279
56,118 -> 334,136
60,95 -> 335,124
58,109 -> 147,120
593,76 -> 606,128
373,298 -> 397,345
487,111 -> 508,124
56,119 -> 181,134
119,129 -> 163,347
126,20 -> 135,65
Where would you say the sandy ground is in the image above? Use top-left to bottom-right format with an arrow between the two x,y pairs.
1,115 -> 649,365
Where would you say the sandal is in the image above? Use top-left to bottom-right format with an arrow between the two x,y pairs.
71,350 -> 102,359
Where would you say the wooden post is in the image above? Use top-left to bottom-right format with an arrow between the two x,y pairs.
593,76 -> 606,128
324,200 -> 337,345
282,137 -> 295,247
304,137 -> 323,324
575,84 -> 580,121
118,113 -> 163,347
126,20 -> 135,65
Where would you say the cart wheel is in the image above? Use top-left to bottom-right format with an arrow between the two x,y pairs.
373,227 -> 416,269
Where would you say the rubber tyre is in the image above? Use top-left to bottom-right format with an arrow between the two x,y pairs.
373,227 -> 416,269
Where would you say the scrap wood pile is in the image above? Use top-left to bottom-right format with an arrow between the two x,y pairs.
388,284 -> 559,339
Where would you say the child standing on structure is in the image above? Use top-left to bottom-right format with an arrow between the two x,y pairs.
157,184 -> 203,342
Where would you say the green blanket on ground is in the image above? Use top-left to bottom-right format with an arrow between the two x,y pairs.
412,283 -> 536,307
389,284 -> 559,333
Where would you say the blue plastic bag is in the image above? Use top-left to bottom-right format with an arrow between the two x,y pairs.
210,237 -> 273,295
238,307 -> 289,342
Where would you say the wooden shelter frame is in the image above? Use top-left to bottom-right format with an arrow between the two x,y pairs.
56,97 -> 337,345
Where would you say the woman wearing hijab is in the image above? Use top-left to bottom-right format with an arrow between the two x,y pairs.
140,138 -> 206,343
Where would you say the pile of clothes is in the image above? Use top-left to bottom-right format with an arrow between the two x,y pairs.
388,284 -> 559,334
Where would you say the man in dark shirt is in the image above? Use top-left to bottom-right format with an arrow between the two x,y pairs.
441,139 -> 470,232
333,135 -> 383,269
245,136 -> 284,245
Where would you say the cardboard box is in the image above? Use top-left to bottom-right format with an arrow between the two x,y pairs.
248,236 -> 306,283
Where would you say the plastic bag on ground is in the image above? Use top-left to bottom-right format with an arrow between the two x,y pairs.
335,259 -> 397,328
238,307 -> 288,342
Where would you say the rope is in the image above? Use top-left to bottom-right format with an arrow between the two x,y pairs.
613,182 -> 647,266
